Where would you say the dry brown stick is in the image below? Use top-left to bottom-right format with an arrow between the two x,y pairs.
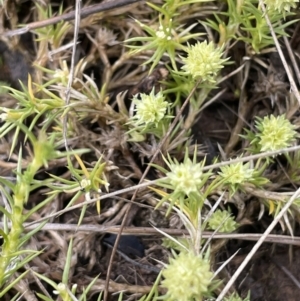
86,277 -> 160,294
11,222 -> 300,246
3,0 -> 143,37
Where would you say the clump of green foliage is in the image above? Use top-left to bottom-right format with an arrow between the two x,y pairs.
0,0 -> 299,300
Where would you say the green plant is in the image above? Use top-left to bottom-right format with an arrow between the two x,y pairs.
0,128 -> 83,289
1,0 -> 300,299
127,87 -> 173,140
218,160 -> 269,196
180,41 -> 229,83
48,153 -> 109,218
204,0 -> 297,53
244,114 -> 298,154
263,0 -> 299,17
34,239 -> 99,301
125,0 -> 207,73
207,209 -> 239,233
34,3 -> 71,49
161,251 -> 213,301
153,149 -> 212,217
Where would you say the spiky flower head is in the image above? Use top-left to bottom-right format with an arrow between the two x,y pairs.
181,41 -> 229,83
162,252 -> 213,301
254,114 -> 297,153
219,161 -> 260,196
167,157 -> 203,197
208,209 -> 238,233
154,149 -> 208,216
263,0 -> 298,16
219,158 -> 269,195
219,162 -> 255,185
132,88 -> 169,126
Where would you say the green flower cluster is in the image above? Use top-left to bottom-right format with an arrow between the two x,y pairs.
181,41 -> 229,83
132,88 -> 169,126
167,157 -> 203,196
263,0 -> 299,15
219,161 -> 254,195
127,87 -> 173,140
208,210 -> 238,233
162,252 -> 213,301
252,114 -> 297,153
219,162 -> 255,185
154,149 -> 210,216
219,160 -> 269,196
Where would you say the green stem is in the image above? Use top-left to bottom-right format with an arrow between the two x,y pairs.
0,161 -> 40,286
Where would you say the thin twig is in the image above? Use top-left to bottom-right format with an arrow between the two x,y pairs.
3,0 -> 143,37
0,222 -> 297,245
63,0 -> 81,152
